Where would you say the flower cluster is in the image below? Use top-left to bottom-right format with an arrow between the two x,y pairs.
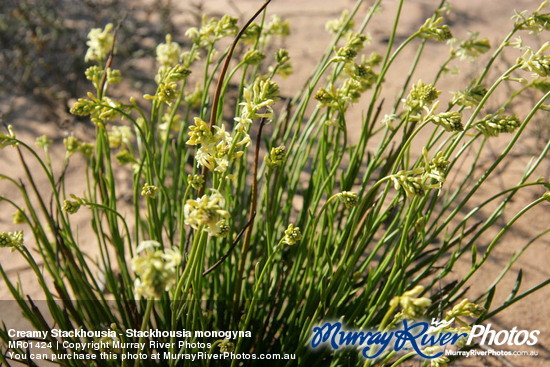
70,92 -> 127,125
108,125 -> 133,149
314,87 -> 337,108
423,298 -> 486,350
239,77 -> 280,123
63,136 -> 94,158
270,49 -> 293,78
144,64 -> 191,106
389,148 -> 449,199
326,9 -> 354,34
446,298 -> 486,319
141,183 -> 159,199
85,66 -> 121,91
131,240 -> 181,299
35,136 -> 53,156
450,85 -> 487,108
419,17 -> 452,41
390,285 -> 432,320
241,15 -> 290,46
265,15 -> 290,38
282,224 -> 302,246
219,339 -> 235,353
427,111 -> 464,132
187,174 -> 205,191
390,170 -> 429,198
513,1 -> 550,34
0,231 -> 23,249
243,49 -> 266,65
85,23 -> 114,63
265,146 -> 286,167
337,191 -> 359,209
63,200 -> 82,214
404,80 -> 441,112
422,348 -> 449,367
517,42 -> 550,77
12,210 -> 26,224
422,148 -> 450,185
115,151 -> 137,166
315,54 -> 379,110
187,118 -> 247,173
180,76 -> 279,176
185,14 -> 239,47
184,189 -> 230,237
473,113 -> 521,137
241,23 -> 262,44
156,34 -> 181,66
335,32 -> 369,63
451,32 -> 491,60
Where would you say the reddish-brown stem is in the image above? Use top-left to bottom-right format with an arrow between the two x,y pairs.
98,16 -> 126,98
232,118 -> 266,324
198,0 -> 272,197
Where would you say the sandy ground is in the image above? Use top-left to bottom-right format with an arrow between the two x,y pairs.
1,0 -> 549,366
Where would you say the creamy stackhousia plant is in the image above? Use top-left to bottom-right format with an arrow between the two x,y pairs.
1,0 -> 550,366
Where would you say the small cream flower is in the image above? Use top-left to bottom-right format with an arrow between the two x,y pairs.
187,117 -> 213,146
271,49 -> 293,78
184,190 -> 230,236
265,15 -> 290,38
240,77 -> 280,120
334,32 -> 369,63
108,125 -> 133,148
156,34 -> 181,66
513,1 -> 550,34
390,285 -> 432,320
115,150 -> 136,165
64,136 -> 81,157
141,183 -> 159,199
447,299 -> 486,318
85,23 -> 114,63
185,14 -> 238,47
517,42 -> 550,77
131,240 -> 181,299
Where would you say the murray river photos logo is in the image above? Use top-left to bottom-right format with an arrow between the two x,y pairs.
310,319 -> 540,360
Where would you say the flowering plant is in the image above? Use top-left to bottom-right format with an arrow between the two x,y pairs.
1,1 -> 550,366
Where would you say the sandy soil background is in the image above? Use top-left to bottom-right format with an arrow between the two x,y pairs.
1,0 -> 549,366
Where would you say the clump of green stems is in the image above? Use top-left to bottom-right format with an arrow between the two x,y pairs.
1,0 -> 550,366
